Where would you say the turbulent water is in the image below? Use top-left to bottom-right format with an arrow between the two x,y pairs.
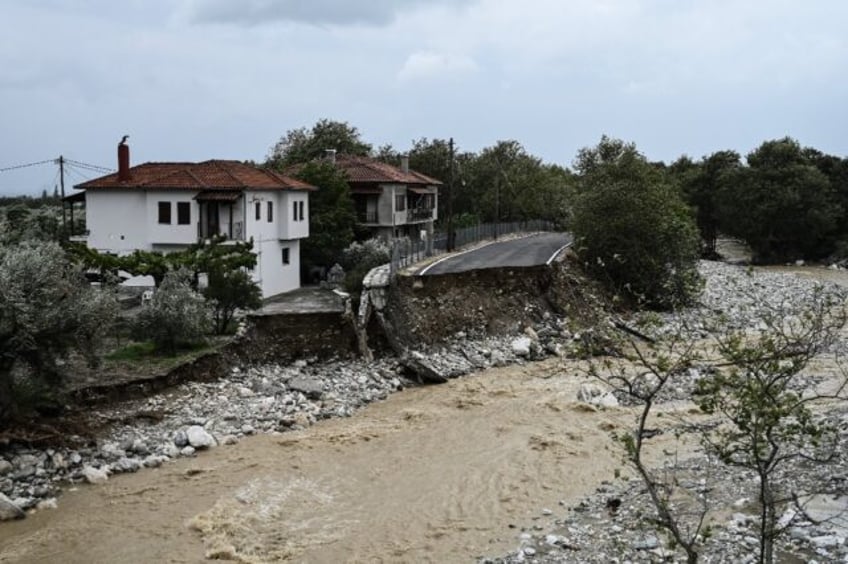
5,263 -> 848,563
0,359 -> 665,563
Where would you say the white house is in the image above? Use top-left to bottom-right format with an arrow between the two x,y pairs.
73,141 -> 315,298
290,152 -> 440,241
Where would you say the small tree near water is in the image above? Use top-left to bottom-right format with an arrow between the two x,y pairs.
589,282 -> 848,563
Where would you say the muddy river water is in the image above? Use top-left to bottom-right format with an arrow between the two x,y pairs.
0,358 -> 687,563
4,263 -> 848,563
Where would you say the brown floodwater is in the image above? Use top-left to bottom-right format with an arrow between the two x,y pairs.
0,358 -> 685,564
4,263 -> 848,563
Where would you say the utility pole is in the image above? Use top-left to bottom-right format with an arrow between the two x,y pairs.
58,155 -> 67,236
447,137 -> 455,251
494,174 -> 499,241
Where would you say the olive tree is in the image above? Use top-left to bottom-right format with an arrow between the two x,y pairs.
0,241 -> 118,421
134,269 -> 212,355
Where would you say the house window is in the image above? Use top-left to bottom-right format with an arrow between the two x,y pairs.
267,201 -> 273,222
158,202 -> 171,224
298,201 -> 305,221
282,247 -> 290,265
177,202 -> 190,225
255,201 -> 261,221
293,201 -> 298,221
395,194 -> 406,211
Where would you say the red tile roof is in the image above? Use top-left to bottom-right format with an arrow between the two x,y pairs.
76,160 -> 315,191
335,155 -> 442,185
286,154 -> 442,186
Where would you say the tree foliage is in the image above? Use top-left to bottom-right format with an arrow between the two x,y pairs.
572,136 -> 701,309
266,119 -> 372,168
717,138 -> 841,262
291,161 -> 356,274
673,151 -> 742,257
134,269 -> 211,355
0,241 -> 118,421
204,269 -> 262,335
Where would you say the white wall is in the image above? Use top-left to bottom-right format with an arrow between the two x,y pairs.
86,190 -> 151,252
278,192 -> 310,240
253,238 -> 301,297
88,188 -> 308,298
146,192 -> 198,245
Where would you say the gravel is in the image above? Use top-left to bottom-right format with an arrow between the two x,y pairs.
488,261 -> 848,563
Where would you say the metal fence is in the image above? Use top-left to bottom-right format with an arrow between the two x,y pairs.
389,219 -> 555,275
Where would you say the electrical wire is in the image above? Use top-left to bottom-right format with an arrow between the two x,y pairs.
0,158 -> 55,173
64,158 -> 113,174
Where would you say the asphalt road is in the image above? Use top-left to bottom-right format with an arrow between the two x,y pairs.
418,232 -> 573,276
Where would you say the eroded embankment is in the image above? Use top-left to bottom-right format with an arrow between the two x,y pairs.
383,259 -> 606,348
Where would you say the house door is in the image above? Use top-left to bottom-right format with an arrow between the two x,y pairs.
207,202 -> 219,237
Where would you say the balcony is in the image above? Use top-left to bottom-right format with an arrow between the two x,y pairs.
407,207 -> 435,222
357,210 -> 379,224
197,221 -> 244,241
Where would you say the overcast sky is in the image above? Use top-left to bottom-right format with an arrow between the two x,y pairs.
1,0 -> 846,195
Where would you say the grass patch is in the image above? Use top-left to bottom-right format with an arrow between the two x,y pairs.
103,340 -> 216,372
105,341 -> 157,361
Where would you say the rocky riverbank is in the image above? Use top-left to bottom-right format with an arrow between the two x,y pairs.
0,317 -> 568,520
3,259 -> 848,564
488,260 -> 848,563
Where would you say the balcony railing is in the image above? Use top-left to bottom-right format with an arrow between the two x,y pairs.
357,210 -> 379,224
407,207 -> 435,222
197,221 -> 245,241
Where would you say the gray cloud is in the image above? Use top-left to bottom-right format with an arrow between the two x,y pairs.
188,0 -> 472,27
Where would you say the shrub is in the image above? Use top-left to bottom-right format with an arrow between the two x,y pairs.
134,269 -> 211,355
339,238 -> 391,295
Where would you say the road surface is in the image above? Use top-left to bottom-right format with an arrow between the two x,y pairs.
418,232 -> 572,276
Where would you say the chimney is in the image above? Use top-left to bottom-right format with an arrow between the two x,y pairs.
400,155 -> 409,173
324,148 -> 337,165
117,135 -> 131,182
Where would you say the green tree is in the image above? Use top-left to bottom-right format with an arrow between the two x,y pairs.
266,119 -> 372,168
572,136 -> 701,309
717,138 -> 840,262
0,241 -> 118,421
292,161 -> 356,277
203,270 -> 262,335
134,269 -> 211,355
673,151 -> 742,257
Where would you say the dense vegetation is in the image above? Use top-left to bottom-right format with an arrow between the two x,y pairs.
571,137 -> 701,308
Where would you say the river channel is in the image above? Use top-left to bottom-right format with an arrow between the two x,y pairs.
0,358 -> 682,563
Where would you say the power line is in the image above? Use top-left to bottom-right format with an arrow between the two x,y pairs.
0,158 -> 55,173
64,158 -> 113,174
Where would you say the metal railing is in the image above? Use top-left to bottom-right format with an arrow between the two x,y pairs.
357,210 -> 378,224
389,219 -> 555,275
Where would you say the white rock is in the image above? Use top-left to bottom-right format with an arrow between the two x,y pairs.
0,460 -> 12,475
112,457 -> 142,473
180,446 -> 196,457
511,337 -> 533,357
221,435 -> 239,446
36,498 -> 58,511
810,535 -> 844,548
0,493 -> 25,521
82,466 -> 109,484
143,455 -> 168,468
597,392 -> 619,408
186,425 -> 216,449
